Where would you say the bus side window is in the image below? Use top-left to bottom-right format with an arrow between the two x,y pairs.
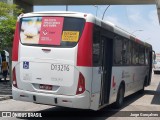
122,39 -> 132,65
126,41 -> 132,64
93,26 -> 101,66
145,49 -> 149,65
113,36 -> 132,65
139,46 -> 145,65
121,39 -> 127,64
132,43 -> 139,65
113,36 -> 123,65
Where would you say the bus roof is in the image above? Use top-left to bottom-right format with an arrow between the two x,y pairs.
94,16 -> 152,48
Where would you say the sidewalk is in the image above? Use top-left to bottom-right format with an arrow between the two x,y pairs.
0,77 -> 12,101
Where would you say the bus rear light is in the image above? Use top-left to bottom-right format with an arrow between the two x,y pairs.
12,67 -> 18,88
112,76 -> 116,88
12,22 -> 20,61
76,72 -> 85,95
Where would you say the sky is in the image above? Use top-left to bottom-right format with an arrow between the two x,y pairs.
34,5 -> 160,53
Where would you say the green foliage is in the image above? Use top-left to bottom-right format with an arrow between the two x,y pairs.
0,2 -> 22,49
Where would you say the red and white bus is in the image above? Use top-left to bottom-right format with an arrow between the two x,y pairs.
12,11 -> 153,110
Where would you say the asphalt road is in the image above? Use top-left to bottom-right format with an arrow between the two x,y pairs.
0,73 -> 159,120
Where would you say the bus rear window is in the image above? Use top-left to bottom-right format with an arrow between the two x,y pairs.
20,17 -> 85,47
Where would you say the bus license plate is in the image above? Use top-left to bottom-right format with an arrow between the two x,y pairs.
39,84 -> 52,90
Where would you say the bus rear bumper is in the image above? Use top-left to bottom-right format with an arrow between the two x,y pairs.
12,86 -> 90,109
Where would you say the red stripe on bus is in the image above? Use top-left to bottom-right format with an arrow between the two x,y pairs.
12,22 -> 20,61
112,76 -> 116,88
77,22 -> 93,67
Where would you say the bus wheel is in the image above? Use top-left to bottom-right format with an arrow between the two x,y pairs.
139,77 -> 147,94
115,84 -> 125,108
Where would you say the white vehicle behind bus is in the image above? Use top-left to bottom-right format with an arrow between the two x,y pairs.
12,11 -> 154,110
153,53 -> 160,74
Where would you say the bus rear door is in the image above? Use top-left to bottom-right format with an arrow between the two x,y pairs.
99,36 -> 113,106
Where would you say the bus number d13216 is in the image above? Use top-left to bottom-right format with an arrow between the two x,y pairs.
51,64 -> 70,71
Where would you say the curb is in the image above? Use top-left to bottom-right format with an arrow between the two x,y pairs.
0,95 -> 12,101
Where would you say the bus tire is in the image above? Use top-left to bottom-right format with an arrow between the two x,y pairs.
115,84 -> 125,108
139,77 -> 147,94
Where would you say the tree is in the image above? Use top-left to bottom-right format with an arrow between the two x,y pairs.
0,2 -> 22,50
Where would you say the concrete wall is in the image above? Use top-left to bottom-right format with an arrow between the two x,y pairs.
14,0 -> 33,13
156,0 -> 160,23
7,0 -> 13,4
19,0 -> 155,5
0,0 -> 13,4
0,0 -> 33,13
0,0 -> 7,3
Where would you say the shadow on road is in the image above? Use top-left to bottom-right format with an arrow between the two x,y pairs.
147,82 -> 160,105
